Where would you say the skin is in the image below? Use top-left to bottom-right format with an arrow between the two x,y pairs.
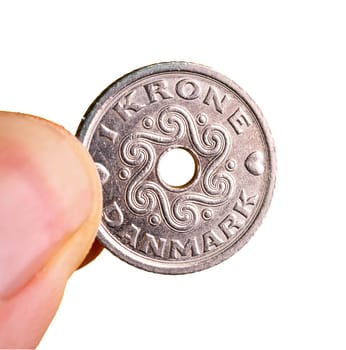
0,111 -> 103,349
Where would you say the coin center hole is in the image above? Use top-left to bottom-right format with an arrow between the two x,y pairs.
158,148 -> 197,188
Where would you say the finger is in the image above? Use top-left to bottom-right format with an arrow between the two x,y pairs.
0,111 -> 102,349
79,239 -> 104,269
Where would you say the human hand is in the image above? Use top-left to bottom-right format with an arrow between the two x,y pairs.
0,111 -> 103,349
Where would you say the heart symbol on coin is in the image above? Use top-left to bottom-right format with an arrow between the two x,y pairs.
245,151 -> 265,176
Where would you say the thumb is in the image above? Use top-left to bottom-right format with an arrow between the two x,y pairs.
0,111 -> 102,348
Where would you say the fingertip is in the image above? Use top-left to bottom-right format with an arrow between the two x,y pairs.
0,111 -> 102,348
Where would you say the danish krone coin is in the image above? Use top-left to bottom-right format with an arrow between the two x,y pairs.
77,62 -> 276,274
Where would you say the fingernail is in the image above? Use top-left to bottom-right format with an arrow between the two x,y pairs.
0,112 -> 98,299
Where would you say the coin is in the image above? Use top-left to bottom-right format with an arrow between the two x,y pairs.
77,62 -> 276,274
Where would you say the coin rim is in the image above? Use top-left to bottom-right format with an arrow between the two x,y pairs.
77,61 -> 277,274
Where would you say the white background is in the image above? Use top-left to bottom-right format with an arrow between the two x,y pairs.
1,1 -> 345,349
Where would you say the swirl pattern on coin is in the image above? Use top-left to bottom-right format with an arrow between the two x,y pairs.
77,62 -> 276,274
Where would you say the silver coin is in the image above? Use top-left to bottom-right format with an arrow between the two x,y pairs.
77,62 -> 276,274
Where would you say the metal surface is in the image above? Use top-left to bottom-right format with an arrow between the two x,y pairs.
77,62 -> 276,274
